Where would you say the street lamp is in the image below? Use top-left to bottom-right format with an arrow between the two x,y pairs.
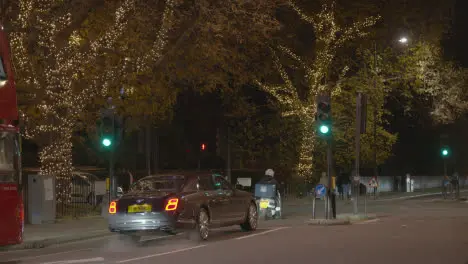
370,36 -> 410,182
398,37 -> 408,44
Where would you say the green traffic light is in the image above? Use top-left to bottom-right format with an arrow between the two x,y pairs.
102,138 -> 112,147
319,125 -> 330,134
441,149 -> 448,156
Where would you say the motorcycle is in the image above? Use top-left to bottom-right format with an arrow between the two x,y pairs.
255,183 -> 282,220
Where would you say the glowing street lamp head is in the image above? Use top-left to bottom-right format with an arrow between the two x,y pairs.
102,138 -> 112,147
319,125 -> 330,134
399,37 -> 408,44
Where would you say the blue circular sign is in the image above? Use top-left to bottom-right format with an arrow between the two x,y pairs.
315,184 -> 326,198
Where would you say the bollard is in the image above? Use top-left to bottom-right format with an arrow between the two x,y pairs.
312,195 -> 316,219
364,190 -> 367,216
331,192 -> 336,219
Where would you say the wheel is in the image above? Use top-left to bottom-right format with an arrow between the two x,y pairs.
187,208 -> 210,241
241,202 -> 258,231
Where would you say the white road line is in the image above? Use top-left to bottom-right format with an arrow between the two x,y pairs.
40,257 -> 104,264
9,248 -> 94,261
140,233 -> 183,242
116,245 -> 206,263
355,218 -> 380,225
235,227 -> 291,240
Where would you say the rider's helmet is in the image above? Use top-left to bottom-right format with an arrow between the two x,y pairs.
265,169 -> 275,177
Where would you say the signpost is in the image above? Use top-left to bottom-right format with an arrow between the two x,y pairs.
315,184 -> 326,198
312,184 -> 326,219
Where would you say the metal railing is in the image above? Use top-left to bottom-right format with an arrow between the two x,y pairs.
55,173 -> 102,219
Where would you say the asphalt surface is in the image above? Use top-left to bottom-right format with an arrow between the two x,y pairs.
1,198 -> 468,264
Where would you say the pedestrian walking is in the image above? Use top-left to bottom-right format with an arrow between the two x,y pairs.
369,176 -> 378,199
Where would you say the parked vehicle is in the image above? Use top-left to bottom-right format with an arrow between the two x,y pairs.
0,24 -> 24,247
108,172 -> 258,242
70,172 -> 99,204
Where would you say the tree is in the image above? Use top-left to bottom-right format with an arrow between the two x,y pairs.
332,51 -> 398,172
9,0 -> 150,203
395,42 -> 468,124
256,0 -> 378,180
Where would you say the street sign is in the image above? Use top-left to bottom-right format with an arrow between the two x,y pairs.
315,184 -> 326,198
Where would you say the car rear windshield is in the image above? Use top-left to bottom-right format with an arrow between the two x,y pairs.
130,176 -> 185,192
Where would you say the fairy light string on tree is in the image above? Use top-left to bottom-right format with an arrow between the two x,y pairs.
10,0 -> 138,204
256,0 -> 379,180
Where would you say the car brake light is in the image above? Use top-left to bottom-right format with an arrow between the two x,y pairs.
165,198 -> 179,211
109,201 -> 117,214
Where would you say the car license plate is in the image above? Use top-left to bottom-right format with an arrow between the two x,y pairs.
259,200 -> 269,209
128,204 -> 152,213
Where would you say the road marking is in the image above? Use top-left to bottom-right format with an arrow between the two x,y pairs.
355,218 -> 380,225
379,190 -> 468,202
140,233 -> 183,242
235,227 -> 291,240
40,257 -> 104,264
116,245 -> 206,263
8,248 -> 94,261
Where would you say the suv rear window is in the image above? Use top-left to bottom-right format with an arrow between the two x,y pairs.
130,175 -> 185,192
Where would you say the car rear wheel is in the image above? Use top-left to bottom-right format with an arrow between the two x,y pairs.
241,202 -> 258,231
187,208 -> 210,241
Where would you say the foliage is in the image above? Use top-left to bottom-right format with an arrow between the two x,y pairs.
9,0 -> 146,202
395,42 -> 468,124
333,69 -> 397,171
256,0 -> 379,180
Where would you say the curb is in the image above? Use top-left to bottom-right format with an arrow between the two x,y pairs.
306,219 -> 351,226
378,190 -> 468,202
337,213 -> 378,223
54,215 -> 104,223
1,230 -> 113,251
305,213 -> 378,226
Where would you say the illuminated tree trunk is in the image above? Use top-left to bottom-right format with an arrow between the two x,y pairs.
296,114 -> 315,180
39,127 -> 73,204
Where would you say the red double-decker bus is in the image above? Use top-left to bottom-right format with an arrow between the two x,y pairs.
0,24 -> 24,247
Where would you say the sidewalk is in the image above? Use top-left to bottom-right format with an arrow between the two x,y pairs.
282,188 -> 457,206
3,216 -> 111,251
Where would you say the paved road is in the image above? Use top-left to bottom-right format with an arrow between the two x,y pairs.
1,198 -> 468,264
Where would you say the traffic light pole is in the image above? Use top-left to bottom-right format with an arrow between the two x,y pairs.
110,149 -> 116,199
316,94 -> 334,219
443,159 -> 447,177
326,138 -> 335,219
109,113 -> 116,199
354,93 -> 363,215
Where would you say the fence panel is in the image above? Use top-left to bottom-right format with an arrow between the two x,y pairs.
56,174 -> 101,218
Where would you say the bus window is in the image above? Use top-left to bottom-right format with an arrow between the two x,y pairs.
0,56 -> 7,87
0,131 -> 15,183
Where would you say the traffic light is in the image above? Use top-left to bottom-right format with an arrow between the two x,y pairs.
201,143 -> 206,151
316,95 -> 331,137
441,147 -> 450,157
99,108 -> 124,150
100,114 -> 114,148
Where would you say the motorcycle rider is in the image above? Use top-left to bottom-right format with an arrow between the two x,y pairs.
258,169 -> 281,215
259,169 -> 278,185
